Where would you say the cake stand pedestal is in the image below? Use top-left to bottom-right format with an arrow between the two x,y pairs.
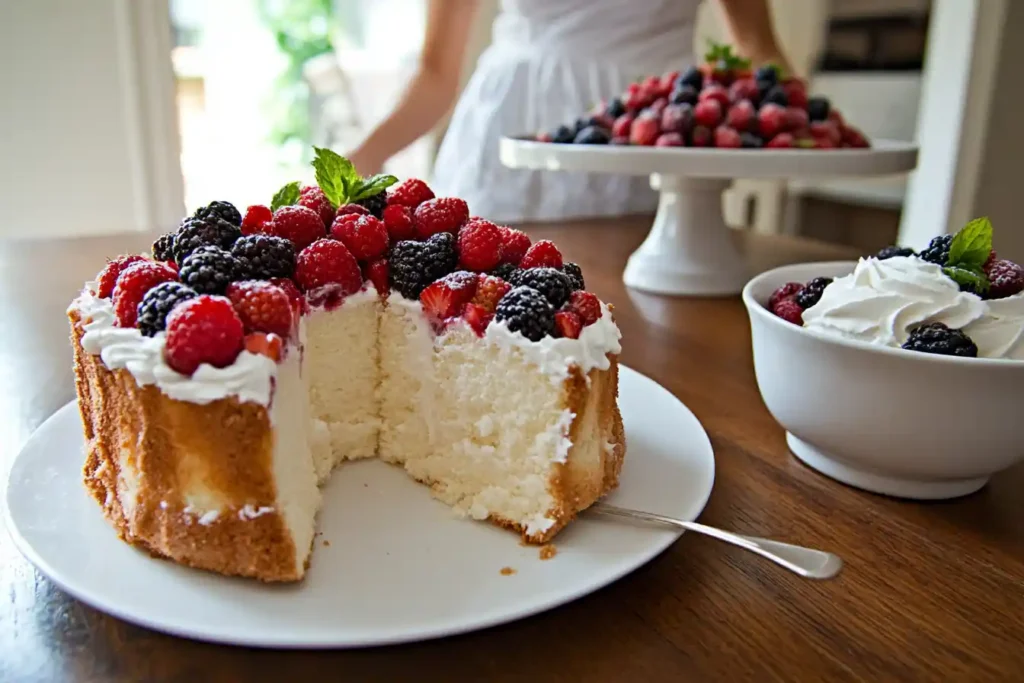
499,138 -> 918,297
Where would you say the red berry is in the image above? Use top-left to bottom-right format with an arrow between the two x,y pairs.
382,204 -> 415,242
612,113 -> 635,138
782,79 -> 808,109
769,283 -> 805,310
690,125 -> 713,147
268,276 -> 307,319
388,178 -> 435,208
244,332 -> 284,362
499,228 -> 532,265
655,132 -> 685,147
659,70 -> 680,95
827,109 -> 845,127
622,85 -> 649,112
336,203 -> 370,218
694,100 -> 723,128
112,261 -> 177,328
419,271 -> 478,323
773,298 -> 804,325
164,295 -> 244,375
698,84 -> 730,108
520,240 -> 564,269
241,205 -> 273,236
785,107 -> 809,132
726,100 -> 756,132
471,273 -> 512,313
554,310 -> 582,339
640,75 -> 661,100
457,219 -> 503,271
758,104 -> 787,140
648,97 -> 669,116
985,259 -> 1024,299
713,126 -> 742,149
269,205 -> 324,251
96,254 -> 148,299
810,120 -> 842,146
225,280 -> 293,339
568,290 -> 601,326
462,303 -> 493,336
841,125 -> 870,149
765,132 -> 795,149
629,115 -> 660,146
297,187 -> 336,227
330,214 -> 389,261
661,103 -> 694,135
728,78 -> 759,104
363,258 -> 390,296
814,137 -> 837,150
294,238 -> 362,294
413,197 -> 469,238
610,136 -> 630,145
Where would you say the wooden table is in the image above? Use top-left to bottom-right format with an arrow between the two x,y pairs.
2,218 -> 1022,682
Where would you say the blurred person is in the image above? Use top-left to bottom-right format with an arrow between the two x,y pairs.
348,0 -> 793,223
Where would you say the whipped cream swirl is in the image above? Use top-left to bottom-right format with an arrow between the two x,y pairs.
801,256 -> 1024,360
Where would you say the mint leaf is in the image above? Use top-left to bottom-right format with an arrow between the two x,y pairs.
943,266 -> 990,295
311,147 -> 359,208
270,181 -> 301,212
351,174 -> 398,202
947,216 -> 993,268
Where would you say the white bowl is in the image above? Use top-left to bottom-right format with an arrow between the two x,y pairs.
742,261 -> 1024,500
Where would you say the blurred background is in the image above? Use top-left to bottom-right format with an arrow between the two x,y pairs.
1,0 -> 1020,259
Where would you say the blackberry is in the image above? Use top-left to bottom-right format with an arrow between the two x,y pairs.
754,65 -> 779,85
605,97 -> 626,119
876,245 -> 915,260
795,277 -> 833,309
194,200 -> 242,226
670,85 -> 698,106
676,66 -> 703,90
172,216 -> 241,264
178,246 -> 240,295
573,126 -> 610,145
389,232 -> 457,299
551,125 -> 575,144
136,282 -> 197,337
807,96 -> 830,122
495,286 -> 556,342
761,85 -> 789,107
231,234 -> 296,280
356,191 -> 387,218
490,263 -> 520,283
514,267 -> 573,307
902,323 -> 978,358
152,231 -> 176,262
740,132 -> 763,149
918,235 -> 953,266
562,262 -> 585,290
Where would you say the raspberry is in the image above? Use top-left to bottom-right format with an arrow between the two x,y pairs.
244,332 -> 284,362
112,261 -> 178,328
268,277 -> 307,316
294,238 -> 362,295
356,192 -> 387,218
419,270 -> 478,324
462,303 -> 493,336
795,277 -> 833,309
773,299 -> 803,325
363,258 -> 390,295
693,100 -> 723,128
764,132 -> 794,149
336,203 -> 370,218
713,126 -> 742,148
178,246 -> 240,295
984,251 -> 999,270
330,214 -> 389,261
136,282 -> 197,337
498,228 -> 531,265
629,114 -> 660,146
901,323 -> 977,357
471,274 -> 512,313
164,295 -> 245,375
194,200 -> 242,226
554,310 -> 582,339
231,234 -> 296,281
513,267 -> 572,307
388,178 -> 435,208
96,254 -> 148,298
413,197 -> 469,238
152,233 -> 176,262
457,219 -> 502,271
562,262 -> 585,290
768,282 -> 804,310
382,204 -> 416,242
985,259 -> 1024,300
876,246 -> 914,261
226,280 -> 293,339
655,132 -> 685,147
567,290 -> 601,326
241,205 -> 273,235
494,286 -> 556,342
389,232 -> 458,299
918,235 -> 953,266
269,205 -> 325,251
725,100 -> 755,131
519,240 -> 564,269
297,186 -> 336,227
173,216 -> 241,264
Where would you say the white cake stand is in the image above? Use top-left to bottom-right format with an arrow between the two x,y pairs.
499,138 -> 918,296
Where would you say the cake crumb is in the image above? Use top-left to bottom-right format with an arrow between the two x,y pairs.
322,539 -> 330,547
500,567 -> 517,576
539,544 -> 557,560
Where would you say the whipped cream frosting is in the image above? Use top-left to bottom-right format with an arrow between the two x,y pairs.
802,256 -> 1024,360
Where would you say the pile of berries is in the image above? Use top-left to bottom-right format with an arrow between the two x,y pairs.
92,156 -> 604,375
536,42 -> 869,151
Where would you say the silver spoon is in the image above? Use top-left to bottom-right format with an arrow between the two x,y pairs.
589,503 -> 843,580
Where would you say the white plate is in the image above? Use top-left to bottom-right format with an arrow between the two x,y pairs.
3,365 -> 714,648
500,136 -> 919,179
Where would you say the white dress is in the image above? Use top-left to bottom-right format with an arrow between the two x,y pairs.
431,0 -> 701,224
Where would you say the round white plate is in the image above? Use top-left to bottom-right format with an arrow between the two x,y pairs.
4,365 -> 714,648
500,136 -> 918,179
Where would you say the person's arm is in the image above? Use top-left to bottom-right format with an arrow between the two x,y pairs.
347,0 -> 479,175
716,0 -> 795,75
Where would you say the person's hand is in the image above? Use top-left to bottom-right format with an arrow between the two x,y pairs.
347,145 -> 385,177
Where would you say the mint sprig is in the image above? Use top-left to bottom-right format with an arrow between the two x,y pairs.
351,173 -> 399,202
946,216 -> 992,269
270,181 -> 301,212
310,148 -> 399,207
704,40 -> 752,70
943,266 -> 990,296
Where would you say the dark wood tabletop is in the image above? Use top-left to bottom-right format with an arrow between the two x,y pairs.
2,217 -> 1023,683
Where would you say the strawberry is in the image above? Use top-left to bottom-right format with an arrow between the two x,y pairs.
612,113 -> 635,138
498,228 -> 531,265
164,295 -> 245,375
698,84 -> 730,108
810,120 -> 842,146
330,214 -> 389,261
387,178 -> 435,208
363,258 -> 390,296
658,71 -> 680,97
629,114 -> 660,146
757,103 -> 787,140
639,75 -> 662,102
827,109 -> 845,128
96,254 -> 148,299
690,125 -> 713,147
269,205 -> 325,251
841,125 -> 870,149
457,218 -> 503,271
655,132 -> 685,147
382,204 -> 416,242
622,82 -> 650,112
462,303 -> 493,336
554,310 -> 582,339
725,100 -> 755,132
567,290 -> 601,326
765,132 -> 795,149
694,100 -> 723,128
294,238 -> 362,294
225,280 -> 293,339
241,205 -> 273,236
520,240 -> 564,269
244,332 -> 284,362
112,261 -> 178,328
471,273 -> 512,313
713,126 -> 742,148
297,186 -> 335,227
413,197 -> 469,238
419,271 -> 478,323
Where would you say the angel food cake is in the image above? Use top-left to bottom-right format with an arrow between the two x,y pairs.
69,151 -> 624,582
